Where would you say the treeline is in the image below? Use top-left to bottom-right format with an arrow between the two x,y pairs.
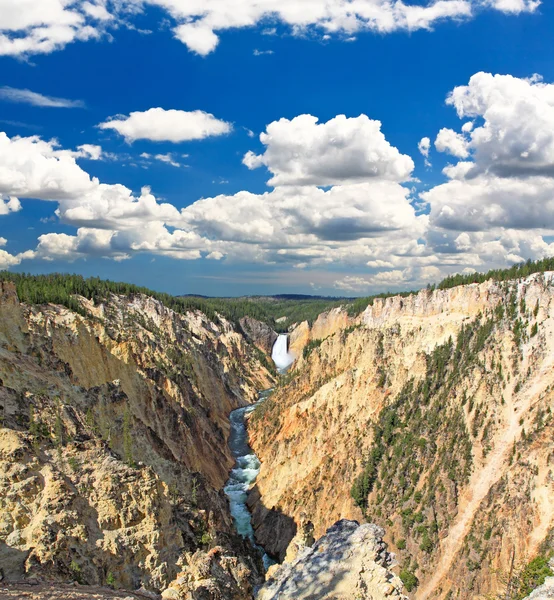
346,258 -> 554,317
435,258 -> 554,290
0,272 -> 342,331
2,258 -> 554,328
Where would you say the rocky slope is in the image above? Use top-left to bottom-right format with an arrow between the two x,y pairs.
248,274 -> 554,599
0,282 -> 273,595
257,519 -> 407,600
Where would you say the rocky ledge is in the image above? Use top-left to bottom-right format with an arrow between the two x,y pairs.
258,520 -> 408,600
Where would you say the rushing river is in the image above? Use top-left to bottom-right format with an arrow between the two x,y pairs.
224,335 -> 293,569
224,389 -> 275,569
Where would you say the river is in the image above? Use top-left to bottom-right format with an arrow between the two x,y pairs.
223,334 -> 293,569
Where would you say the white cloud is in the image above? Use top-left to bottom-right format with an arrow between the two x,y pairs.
418,137 -> 431,158
0,1 -> 539,58
333,265 -> 444,292
0,0 -> 111,57
0,133 -> 181,231
422,71 -> 554,272
484,0 -> 540,13
137,0 -> 535,56
424,73 -> 554,234
71,144 -> 103,160
424,175 -> 554,231
0,196 -> 21,215
243,114 -> 414,186
0,128 -> 428,271
173,23 -> 220,56
0,249 -> 23,270
99,108 -> 232,143
141,152 -> 185,167
435,127 -> 470,158
0,86 -> 85,108
418,136 -> 431,167
182,182 -> 422,245
3,70 -> 554,291
253,49 -> 274,56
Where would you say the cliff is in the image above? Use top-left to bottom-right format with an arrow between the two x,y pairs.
0,282 -> 273,595
257,519 -> 408,600
249,274 -> 554,599
239,317 -> 278,356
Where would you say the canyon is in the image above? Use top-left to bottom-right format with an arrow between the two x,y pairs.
0,271 -> 553,599
249,273 -> 554,599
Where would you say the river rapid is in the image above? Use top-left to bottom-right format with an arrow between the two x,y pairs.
223,334 -> 294,569
224,389 -> 274,568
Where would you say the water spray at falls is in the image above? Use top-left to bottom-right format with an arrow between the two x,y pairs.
271,334 -> 295,372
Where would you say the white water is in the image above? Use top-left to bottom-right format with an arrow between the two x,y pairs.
271,334 -> 294,372
224,390 -> 276,570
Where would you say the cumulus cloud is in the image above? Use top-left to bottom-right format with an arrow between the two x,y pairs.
418,136 -> 431,166
423,71 -> 554,270
484,0 -> 540,13
333,265 -> 444,292
0,1 -> 538,58
0,128 -> 429,274
243,114 -> 414,186
0,0 -> 111,57
0,196 -> 21,215
435,127 -> 469,158
4,70 -> 554,291
182,182 -> 423,245
137,0 -> 536,56
99,108 -> 232,143
0,86 -> 85,108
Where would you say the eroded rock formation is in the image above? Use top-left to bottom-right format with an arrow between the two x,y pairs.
0,282 -> 272,595
258,519 -> 407,600
249,274 -> 554,599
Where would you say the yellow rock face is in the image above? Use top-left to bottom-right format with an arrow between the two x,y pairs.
249,275 -> 554,600
0,283 -> 272,594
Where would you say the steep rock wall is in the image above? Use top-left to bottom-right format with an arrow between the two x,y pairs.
249,275 -> 554,599
0,283 -> 273,595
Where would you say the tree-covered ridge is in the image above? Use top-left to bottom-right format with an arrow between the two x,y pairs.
0,272 -> 343,332
3,258 -> 554,328
435,257 -> 554,290
346,258 -> 554,316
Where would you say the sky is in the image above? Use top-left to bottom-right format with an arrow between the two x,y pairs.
0,0 -> 554,296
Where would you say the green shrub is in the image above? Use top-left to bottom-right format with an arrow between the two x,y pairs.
399,568 -> 419,592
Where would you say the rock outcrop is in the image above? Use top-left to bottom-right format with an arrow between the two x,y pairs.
0,282 -> 273,596
525,577 -> 554,600
249,274 -> 554,599
258,520 -> 408,600
239,317 -> 278,356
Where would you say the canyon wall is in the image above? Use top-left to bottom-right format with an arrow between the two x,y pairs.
249,274 -> 554,599
0,282 -> 274,595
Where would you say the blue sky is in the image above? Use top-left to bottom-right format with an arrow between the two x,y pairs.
1,0 -> 553,296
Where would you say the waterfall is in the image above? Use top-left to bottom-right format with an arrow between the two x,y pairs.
271,334 -> 295,372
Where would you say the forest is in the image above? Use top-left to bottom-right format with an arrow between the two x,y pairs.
2,258 -> 554,328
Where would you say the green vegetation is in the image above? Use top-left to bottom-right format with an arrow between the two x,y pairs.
345,258 -> 554,317
345,290 -> 415,317
303,338 -> 325,359
513,556 -> 553,599
0,272 -> 344,332
496,554 -> 553,600
69,560 -> 83,584
399,568 -> 419,592
4,258 -> 554,330
435,258 -> 554,291
351,317 -> 505,560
